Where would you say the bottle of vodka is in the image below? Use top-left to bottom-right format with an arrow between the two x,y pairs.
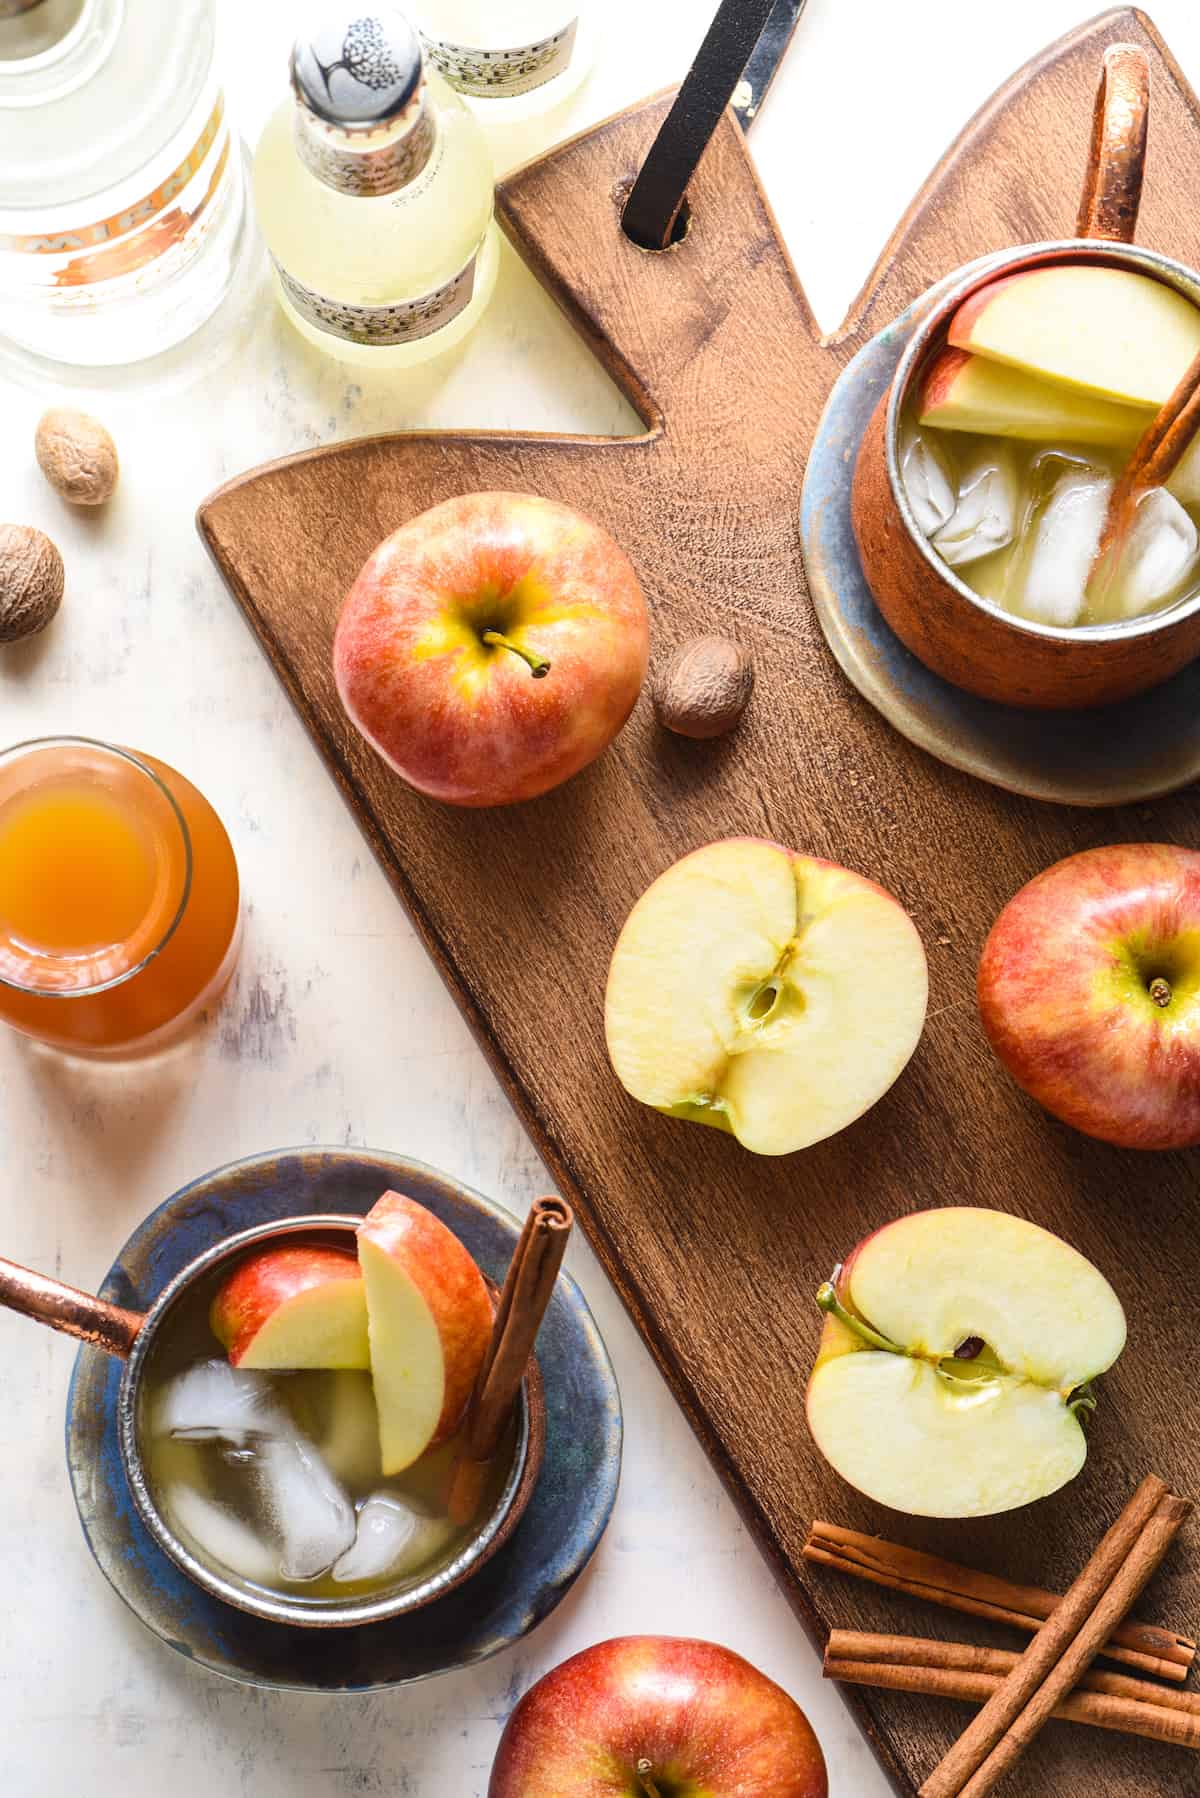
0,0 -> 246,366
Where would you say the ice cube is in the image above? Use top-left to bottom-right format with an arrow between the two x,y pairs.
164,1484 -> 280,1586
255,1433 -> 356,1581
331,1493 -> 458,1586
1017,465 -> 1113,627
901,430 -> 956,537
1112,487 -> 1199,616
932,444 -> 1018,568
153,1359 -> 280,1444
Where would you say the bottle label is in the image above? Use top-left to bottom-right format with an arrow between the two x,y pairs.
273,246 -> 479,347
294,95 -> 436,198
0,95 -> 228,256
422,18 -> 578,98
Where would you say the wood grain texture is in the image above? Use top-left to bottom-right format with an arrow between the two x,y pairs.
199,13 -> 1199,1794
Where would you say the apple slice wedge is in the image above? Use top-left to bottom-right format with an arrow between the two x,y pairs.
357,1192 -> 493,1475
604,838 -> 927,1155
805,1208 -> 1126,1518
947,264 -> 1200,408
210,1245 -> 369,1370
919,347 -> 1152,445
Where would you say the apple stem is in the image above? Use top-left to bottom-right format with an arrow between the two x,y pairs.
816,1280 -> 911,1357
1068,1380 -> 1099,1424
636,1761 -> 663,1798
482,630 -> 550,678
1149,976 -> 1172,1008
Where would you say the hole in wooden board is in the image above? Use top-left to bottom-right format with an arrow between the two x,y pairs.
613,176 -> 693,253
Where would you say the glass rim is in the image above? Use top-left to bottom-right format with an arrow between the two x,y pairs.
0,734 -> 193,999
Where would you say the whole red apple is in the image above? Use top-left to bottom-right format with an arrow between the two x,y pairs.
487,1636 -> 828,1798
978,843 -> 1200,1149
333,491 -> 649,806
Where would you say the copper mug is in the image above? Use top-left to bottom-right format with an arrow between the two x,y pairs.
851,46 -> 1200,710
0,1215 -> 544,1628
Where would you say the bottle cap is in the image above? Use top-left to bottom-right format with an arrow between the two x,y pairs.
291,7 -> 424,131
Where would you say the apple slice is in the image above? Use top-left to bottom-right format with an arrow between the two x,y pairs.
210,1245 -> 369,1370
357,1191 -> 493,1475
604,838 -> 928,1155
947,264 -> 1200,408
918,347 -> 1151,445
805,1208 -> 1126,1518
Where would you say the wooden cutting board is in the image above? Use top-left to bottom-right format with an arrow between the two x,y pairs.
199,13 -> 1200,1792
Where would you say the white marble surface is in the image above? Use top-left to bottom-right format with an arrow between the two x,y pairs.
6,2 -> 1200,1793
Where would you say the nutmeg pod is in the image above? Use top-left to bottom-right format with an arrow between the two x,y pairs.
35,408 -> 119,506
652,635 -> 754,739
0,524 -> 65,643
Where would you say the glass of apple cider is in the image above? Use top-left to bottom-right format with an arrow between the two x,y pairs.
0,736 -> 240,1054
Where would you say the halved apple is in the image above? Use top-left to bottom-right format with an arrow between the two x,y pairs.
357,1192 -> 493,1475
604,838 -> 928,1156
947,264 -> 1200,408
918,346 -> 1151,445
210,1245 -> 369,1370
805,1208 -> 1126,1518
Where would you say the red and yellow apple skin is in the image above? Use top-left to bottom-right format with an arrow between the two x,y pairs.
333,492 -> 650,807
357,1191 -> 494,1453
979,844 -> 1200,1150
488,1637 -> 828,1798
210,1245 -> 368,1369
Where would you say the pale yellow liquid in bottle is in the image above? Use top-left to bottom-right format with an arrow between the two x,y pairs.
253,67 -> 498,369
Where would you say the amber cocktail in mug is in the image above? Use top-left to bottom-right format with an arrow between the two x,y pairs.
0,737 -> 240,1054
851,44 -> 1200,709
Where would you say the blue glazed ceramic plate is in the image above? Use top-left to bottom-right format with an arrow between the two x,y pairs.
800,274 -> 1200,807
66,1147 -> 622,1692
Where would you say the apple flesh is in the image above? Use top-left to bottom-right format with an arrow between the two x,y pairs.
488,1636 -> 828,1798
805,1207 -> 1125,1518
947,263 -> 1200,408
210,1245 -> 369,1370
979,843 -> 1200,1149
918,346 -> 1151,445
604,838 -> 928,1155
333,491 -> 650,807
356,1191 -> 493,1474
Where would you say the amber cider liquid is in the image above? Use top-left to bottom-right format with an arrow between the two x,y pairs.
0,739 -> 240,1054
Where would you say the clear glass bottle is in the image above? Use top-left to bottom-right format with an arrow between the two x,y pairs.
409,0 -> 592,119
253,6 -> 499,369
0,0 -> 247,367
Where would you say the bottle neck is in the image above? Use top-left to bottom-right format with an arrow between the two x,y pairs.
294,79 -> 435,199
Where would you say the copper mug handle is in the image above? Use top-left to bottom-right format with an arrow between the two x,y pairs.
0,1255 -> 144,1358
1077,42 -> 1150,242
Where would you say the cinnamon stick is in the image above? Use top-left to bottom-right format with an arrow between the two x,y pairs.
919,1476 -> 1193,1798
827,1631 -> 1200,1717
1094,344 -> 1200,568
447,1197 -> 572,1526
826,1655 -> 1200,1752
804,1519 -> 1195,1681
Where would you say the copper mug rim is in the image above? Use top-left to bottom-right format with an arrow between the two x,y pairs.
3,1213 -> 541,1630
884,236 -> 1200,653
